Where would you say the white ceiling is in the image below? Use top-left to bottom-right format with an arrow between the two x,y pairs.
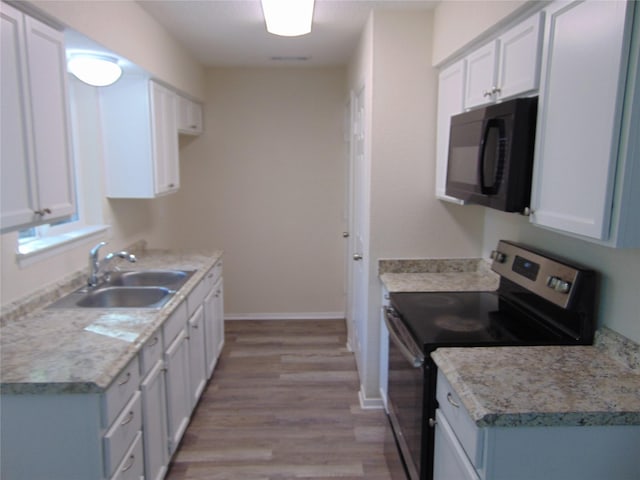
136,0 -> 438,67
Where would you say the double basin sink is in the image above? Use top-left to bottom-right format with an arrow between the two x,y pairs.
48,270 -> 195,309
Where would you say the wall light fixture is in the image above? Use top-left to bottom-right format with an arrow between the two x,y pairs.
67,55 -> 122,87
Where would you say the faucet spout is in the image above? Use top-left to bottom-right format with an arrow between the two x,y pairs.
87,243 -> 137,287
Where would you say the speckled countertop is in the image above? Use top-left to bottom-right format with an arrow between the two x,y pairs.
0,243 -> 222,395
432,327 -> 640,428
379,258 -> 499,293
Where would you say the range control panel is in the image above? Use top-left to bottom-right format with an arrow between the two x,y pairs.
490,240 -> 590,309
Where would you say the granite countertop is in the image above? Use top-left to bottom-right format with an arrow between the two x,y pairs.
432,327 -> 640,428
0,245 -> 222,395
379,257 -> 499,292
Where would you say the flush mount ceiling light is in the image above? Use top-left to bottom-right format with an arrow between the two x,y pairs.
67,55 -> 122,87
261,0 -> 315,37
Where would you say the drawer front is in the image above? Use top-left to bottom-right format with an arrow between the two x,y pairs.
186,276 -> 208,316
139,330 -> 163,378
104,391 -> 142,478
109,430 -> 144,480
162,300 -> 188,348
436,370 -> 483,468
104,356 -> 140,428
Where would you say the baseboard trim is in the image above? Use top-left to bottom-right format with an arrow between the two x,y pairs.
358,386 -> 384,410
225,312 -> 345,321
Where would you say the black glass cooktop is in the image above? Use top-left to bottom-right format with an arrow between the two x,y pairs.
389,291 -> 570,352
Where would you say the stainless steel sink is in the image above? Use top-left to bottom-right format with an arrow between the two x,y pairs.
76,286 -> 173,308
47,269 -> 195,309
108,270 -> 194,289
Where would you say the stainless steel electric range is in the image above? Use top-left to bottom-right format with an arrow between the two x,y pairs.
383,240 -> 597,480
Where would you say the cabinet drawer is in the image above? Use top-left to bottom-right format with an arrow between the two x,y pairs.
109,430 -> 144,480
104,391 -> 142,478
162,300 -> 187,348
139,330 -> 163,378
436,370 -> 483,468
103,356 -> 140,428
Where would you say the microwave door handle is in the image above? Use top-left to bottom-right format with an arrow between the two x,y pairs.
478,118 -> 505,195
384,307 -> 425,368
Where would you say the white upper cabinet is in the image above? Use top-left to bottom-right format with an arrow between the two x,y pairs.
0,2 -> 75,233
465,13 -> 543,109
100,78 -> 179,198
435,60 -> 466,204
530,0 -> 639,247
177,95 -> 203,135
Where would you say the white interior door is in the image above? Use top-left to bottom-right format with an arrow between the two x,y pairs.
347,86 -> 368,372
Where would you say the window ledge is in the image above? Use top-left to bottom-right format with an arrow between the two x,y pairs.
17,225 -> 111,267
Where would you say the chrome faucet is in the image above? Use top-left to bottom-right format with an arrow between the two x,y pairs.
88,241 -> 137,287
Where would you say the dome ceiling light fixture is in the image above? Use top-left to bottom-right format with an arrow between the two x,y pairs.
261,0 -> 315,37
67,54 -> 122,87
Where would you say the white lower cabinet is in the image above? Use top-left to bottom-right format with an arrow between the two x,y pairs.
188,304 -> 207,406
0,261 -> 224,479
204,273 -> 224,378
434,370 -> 640,480
140,360 -> 168,480
164,325 -> 191,456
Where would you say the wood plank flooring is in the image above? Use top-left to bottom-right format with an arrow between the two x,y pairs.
165,319 -> 396,480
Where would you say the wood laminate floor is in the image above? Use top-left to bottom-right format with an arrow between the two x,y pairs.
165,319 -> 397,480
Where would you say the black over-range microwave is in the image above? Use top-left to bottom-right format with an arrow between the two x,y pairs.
445,96 -> 538,212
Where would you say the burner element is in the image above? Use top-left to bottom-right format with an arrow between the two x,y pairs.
414,294 -> 459,309
434,314 -> 485,333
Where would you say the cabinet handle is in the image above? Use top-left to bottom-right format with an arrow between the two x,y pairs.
121,454 -> 135,472
192,323 -> 199,329
190,124 -> 197,129
121,410 -> 135,426
483,89 -> 493,98
118,372 -> 131,386
446,392 -> 460,408
147,336 -> 159,347
428,417 -> 437,428
168,183 -> 175,188
34,208 -> 52,216
491,86 -> 501,95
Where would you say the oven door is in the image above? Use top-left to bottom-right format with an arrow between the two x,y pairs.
385,307 -> 425,480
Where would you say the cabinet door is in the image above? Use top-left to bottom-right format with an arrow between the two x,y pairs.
433,410 -> 480,480
497,12 -> 543,100
0,3 -> 38,231
24,15 -> 75,223
0,4 -> 75,232
464,41 -> 498,109
188,304 -> 207,406
150,81 -> 179,195
436,60 -> 466,204
164,328 -> 191,455
177,95 -> 203,135
530,0 -> 631,240
140,360 -> 169,480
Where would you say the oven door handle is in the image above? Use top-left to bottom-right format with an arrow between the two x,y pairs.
384,307 -> 425,368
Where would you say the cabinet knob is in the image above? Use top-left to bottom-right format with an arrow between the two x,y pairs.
353,253 -> 363,261
428,417 -> 437,428
34,208 -> 52,216
491,86 -> 501,95
483,89 -> 493,98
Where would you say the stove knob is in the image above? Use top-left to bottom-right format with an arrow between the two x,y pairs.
547,276 -> 571,294
490,250 -> 506,263
555,280 -> 571,294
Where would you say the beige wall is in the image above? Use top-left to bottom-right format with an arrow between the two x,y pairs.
28,0 -> 205,99
156,67 -> 348,318
432,0 -> 529,65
